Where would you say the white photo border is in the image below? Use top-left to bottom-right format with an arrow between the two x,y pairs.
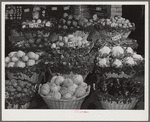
1,1 -> 149,121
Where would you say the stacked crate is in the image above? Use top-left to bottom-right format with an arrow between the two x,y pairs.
111,5 -> 122,17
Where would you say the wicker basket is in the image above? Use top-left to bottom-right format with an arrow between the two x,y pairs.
38,85 -> 91,109
8,36 -> 26,42
100,98 -> 139,109
6,71 -> 44,84
99,30 -> 131,41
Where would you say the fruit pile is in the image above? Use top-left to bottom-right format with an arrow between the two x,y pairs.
11,30 -> 52,50
22,18 -> 57,29
5,79 -> 36,109
95,45 -> 144,77
96,16 -> 135,30
39,74 -> 89,100
57,13 -> 96,31
51,31 -> 91,49
42,48 -> 97,75
5,50 -> 41,68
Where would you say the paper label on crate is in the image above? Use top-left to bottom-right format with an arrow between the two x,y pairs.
52,7 -> 57,10
112,34 -> 121,41
68,42 -> 77,47
24,8 -> 30,12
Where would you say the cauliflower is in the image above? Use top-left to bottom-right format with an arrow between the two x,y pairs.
99,46 -> 111,56
22,55 -> 29,62
11,57 -> 19,62
112,59 -> 123,68
49,92 -> 61,100
68,83 -> 78,95
132,53 -> 143,61
55,76 -> 64,85
63,78 -> 74,87
74,86 -> 86,98
40,83 -> 50,96
16,61 -> 26,68
97,58 -> 110,67
5,57 -> 10,63
7,62 -> 15,67
27,52 -> 36,59
62,93 -> 72,100
34,54 -> 40,60
60,87 -> 69,96
50,83 -> 60,92
8,51 -> 17,58
126,47 -> 134,54
79,82 -> 87,89
16,50 -> 25,58
112,46 -> 124,58
124,57 -> 136,66
77,39 -> 82,47
72,74 -> 84,85
50,76 -> 58,84
27,60 -> 35,66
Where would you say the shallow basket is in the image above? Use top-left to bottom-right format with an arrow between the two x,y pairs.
6,71 -> 44,84
38,85 -> 91,109
99,30 -> 131,41
8,36 -> 26,42
100,98 -> 139,110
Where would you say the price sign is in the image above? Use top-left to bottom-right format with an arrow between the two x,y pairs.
112,34 -> 121,41
68,41 -> 78,47
52,7 -> 57,10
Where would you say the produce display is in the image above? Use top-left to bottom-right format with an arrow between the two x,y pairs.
38,73 -> 90,109
57,12 -> 96,33
95,16 -> 136,40
95,45 -> 144,77
5,5 -> 144,110
5,50 -> 43,109
40,74 -> 89,100
5,79 -> 36,109
94,19 -> 144,109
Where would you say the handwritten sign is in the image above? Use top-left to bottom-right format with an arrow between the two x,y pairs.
112,34 -> 121,41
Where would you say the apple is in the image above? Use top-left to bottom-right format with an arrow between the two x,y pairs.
68,15 -> 73,20
62,25 -> 68,29
67,20 -> 71,26
36,38 -> 42,44
83,18 -> 88,24
72,20 -> 77,27
78,20 -> 84,27
25,43 -> 30,48
63,13 -> 68,18
28,38 -> 35,44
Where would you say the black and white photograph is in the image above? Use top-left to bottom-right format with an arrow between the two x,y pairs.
1,1 -> 149,121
